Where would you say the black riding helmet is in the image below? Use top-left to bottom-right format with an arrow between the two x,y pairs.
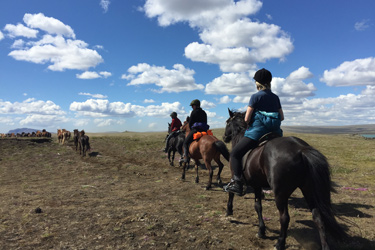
253,68 -> 272,85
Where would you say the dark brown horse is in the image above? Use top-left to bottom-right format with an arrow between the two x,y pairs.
165,123 -> 185,166
223,109 -> 347,250
181,121 -> 230,190
78,130 -> 90,157
73,129 -> 79,151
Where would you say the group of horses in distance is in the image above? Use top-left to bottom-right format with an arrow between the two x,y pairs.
1,129 -> 52,138
163,110 -> 347,250
57,129 -> 90,156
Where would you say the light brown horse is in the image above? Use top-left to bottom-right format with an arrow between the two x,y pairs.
180,121 -> 229,190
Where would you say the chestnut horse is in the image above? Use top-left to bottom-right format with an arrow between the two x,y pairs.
223,109 -> 347,250
181,121 -> 230,190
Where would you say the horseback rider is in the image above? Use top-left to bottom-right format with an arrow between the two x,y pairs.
163,112 -> 183,153
224,68 -> 284,196
181,99 -> 209,163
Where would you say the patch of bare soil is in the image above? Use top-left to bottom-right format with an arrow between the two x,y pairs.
0,137 -> 374,250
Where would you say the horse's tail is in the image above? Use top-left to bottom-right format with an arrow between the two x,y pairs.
214,140 -> 230,161
302,148 -> 348,239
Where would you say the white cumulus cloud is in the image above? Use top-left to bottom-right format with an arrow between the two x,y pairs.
70,99 -> 187,118
320,57 -> 375,86
123,63 -> 204,93
144,0 -> 293,72
23,13 -> 75,38
0,98 -> 65,115
5,13 -> 103,72
4,23 -> 38,38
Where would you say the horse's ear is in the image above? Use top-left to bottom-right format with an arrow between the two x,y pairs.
228,108 -> 234,117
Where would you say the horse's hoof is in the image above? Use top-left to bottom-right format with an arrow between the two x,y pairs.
226,211 -> 233,216
205,186 -> 211,190
256,232 -> 266,239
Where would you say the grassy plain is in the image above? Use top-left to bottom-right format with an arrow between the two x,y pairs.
0,129 -> 374,249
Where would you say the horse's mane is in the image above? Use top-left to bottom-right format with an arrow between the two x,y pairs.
228,109 -> 247,145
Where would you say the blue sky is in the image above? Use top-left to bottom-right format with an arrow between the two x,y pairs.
0,0 -> 374,133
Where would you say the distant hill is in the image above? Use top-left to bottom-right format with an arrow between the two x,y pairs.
282,124 -> 375,134
8,128 -> 39,134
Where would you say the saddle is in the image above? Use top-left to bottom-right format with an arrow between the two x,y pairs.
193,130 -> 213,140
257,131 -> 281,147
242,132 -> 281,170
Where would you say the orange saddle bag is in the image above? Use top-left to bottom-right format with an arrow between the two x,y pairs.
193,130 -> 213,140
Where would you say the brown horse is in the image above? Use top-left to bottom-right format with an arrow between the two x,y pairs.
180,121 -> 230,190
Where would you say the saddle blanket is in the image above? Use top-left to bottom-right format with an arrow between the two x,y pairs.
193,130 -> 213,140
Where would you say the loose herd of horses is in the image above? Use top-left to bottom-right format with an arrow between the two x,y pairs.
0,128 -> 90,157
0,129 -> 52,138
57,129 -> 91,156
164,110 -> 348,250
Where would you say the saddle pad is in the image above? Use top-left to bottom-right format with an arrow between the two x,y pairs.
193,130 -> 213,140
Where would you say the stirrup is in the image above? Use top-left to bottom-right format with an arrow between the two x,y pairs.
223,179 -> 244,196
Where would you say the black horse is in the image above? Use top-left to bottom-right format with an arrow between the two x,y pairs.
78,130 -> 91,157
223,109 -> 347,250
73,129 -> 79,151
165,123 -> 185,166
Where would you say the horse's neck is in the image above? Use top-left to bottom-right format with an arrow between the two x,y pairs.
232,130 -> 245,147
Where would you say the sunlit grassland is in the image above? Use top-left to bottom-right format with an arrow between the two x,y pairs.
88,129 -> 375,189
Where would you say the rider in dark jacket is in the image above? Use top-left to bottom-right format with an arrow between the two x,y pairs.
182,99 -> 208,162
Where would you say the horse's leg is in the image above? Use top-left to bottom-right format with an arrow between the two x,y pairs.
226,192 -> 234,216
254,188 -> 266,238
195,161 -> 199,184
171,150 -> 176,167
181,162 -> 186,180
274,194 -> 290,250
214,157 -> 224,185
203,159 -> 213,190
167,148 -> 172,166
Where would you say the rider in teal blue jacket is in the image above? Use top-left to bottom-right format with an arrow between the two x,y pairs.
225,68 -> 284,196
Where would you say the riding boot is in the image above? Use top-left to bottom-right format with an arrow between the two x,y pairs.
181,144 -> 189,163
224,177 -> 243,196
